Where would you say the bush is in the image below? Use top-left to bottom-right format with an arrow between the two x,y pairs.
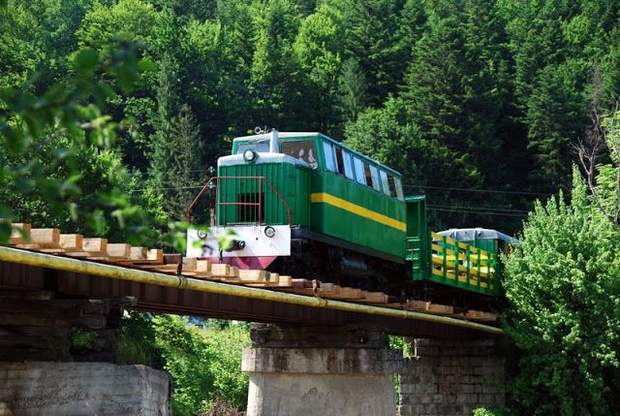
115,313 -> 250,416
114,312 -> 164,368
503,169 -> 620,415
151,316 -> 250,415
473,407 -> 511,416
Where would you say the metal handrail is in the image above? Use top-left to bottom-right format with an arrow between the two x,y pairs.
187,176 -> 292,225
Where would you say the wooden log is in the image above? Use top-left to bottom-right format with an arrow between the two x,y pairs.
383,303 -> 406,310
267,273 -> 280,284
358,291 -> 389,304
66,238 -> 108,258
106,243 -> 131,259
83,238 -> 107,253
146,249 -> 163,263
164,253 -> 182,264
312,286 -> 364,300
337,287 -> 364,299
284,285 -> 339,296
16,228 -> 60,249
192,260 -> 211,276
290,279 -> 311,289
238,269 -> 268,283
182,257 -> 197,272
464,310 -> 497,322
210,263 -> 238,278
426,303 -> 454,315
407,300 -> 454,315
129,246 -> 147,261
210,263 -> 230,277
59,234 -> 83,251
30,228 -> 60,248
118,248 -> 162,265
277,275 -> 293,287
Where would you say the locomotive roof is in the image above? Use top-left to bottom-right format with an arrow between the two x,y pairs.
233,131 -> 402,177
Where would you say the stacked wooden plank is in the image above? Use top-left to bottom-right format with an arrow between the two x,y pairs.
3,223 -> 496,322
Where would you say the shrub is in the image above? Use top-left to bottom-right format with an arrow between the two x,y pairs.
503,170 -> 620,415
473,408 -> 511,416
115,314 -> 250,416
151,316 -> 249,415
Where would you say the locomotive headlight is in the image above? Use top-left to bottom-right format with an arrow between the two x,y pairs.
197,230 -> 208,240
264,226 -> 276,238
243,149 -> 257,162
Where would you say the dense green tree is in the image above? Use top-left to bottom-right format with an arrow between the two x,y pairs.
0,2 -> 45,89
344,97 -> 487,227
338,0 -> 409,106
293,3 -> 344,130
6,1 -> 620,412
149,104 -> 205,220
249,0 -> 303,129
499,0 -> 620,192
334,58 -> 367,127
76,0 -> 166,170
504,167 -> 620,415
401,0 -> 512,180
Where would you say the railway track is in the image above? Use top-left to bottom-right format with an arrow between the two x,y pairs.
4,223 -> 497,323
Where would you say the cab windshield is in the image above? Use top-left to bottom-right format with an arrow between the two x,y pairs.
236,140 -> 269,154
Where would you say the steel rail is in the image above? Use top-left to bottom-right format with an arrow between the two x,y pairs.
0,246 -> 503,335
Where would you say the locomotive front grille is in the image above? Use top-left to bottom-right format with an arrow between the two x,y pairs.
235,192 -> 264,224
212,171 -> 291,226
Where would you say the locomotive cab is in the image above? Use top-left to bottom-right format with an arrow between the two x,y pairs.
186,130 -> 315,269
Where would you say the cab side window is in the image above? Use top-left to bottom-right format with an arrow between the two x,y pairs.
353,157 -> 366,185
342,151 -> 355,180
387,175 -> 402,198
335,146 -> 345,174
394,177 -> 404,200
369,165 -> 381,192
281,140 -> 318,169
379,170 -> 390,196
323,141 -> 337,172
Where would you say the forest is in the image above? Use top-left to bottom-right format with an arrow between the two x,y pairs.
3,0 -> 620,234
1,0 -> 620,415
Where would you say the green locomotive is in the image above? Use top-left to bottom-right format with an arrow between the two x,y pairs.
187,130 -> 513,301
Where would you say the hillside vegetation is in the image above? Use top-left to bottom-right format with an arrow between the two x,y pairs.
3,0 -> 620,235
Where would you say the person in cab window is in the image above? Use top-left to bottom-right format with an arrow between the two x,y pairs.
307,148 -> 317,169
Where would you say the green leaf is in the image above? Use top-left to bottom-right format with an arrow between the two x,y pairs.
72,48 -> 100,76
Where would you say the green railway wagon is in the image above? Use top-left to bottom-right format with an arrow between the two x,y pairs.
187,130 -> 511,299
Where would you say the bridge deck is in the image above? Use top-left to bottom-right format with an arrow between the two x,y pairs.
0,245 -> 501,339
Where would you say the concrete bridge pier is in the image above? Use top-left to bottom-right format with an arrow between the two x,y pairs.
242,323 -> 399,416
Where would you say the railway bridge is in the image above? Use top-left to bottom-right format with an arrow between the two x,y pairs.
0,225 -> 506,416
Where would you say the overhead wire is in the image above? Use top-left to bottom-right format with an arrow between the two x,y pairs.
405,184 -> 550,197
427,206 -> 528,218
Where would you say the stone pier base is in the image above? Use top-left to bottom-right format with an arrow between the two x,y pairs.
0,362 -> 170,416
242,324 -> 398,416
398,338 -> 505,416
